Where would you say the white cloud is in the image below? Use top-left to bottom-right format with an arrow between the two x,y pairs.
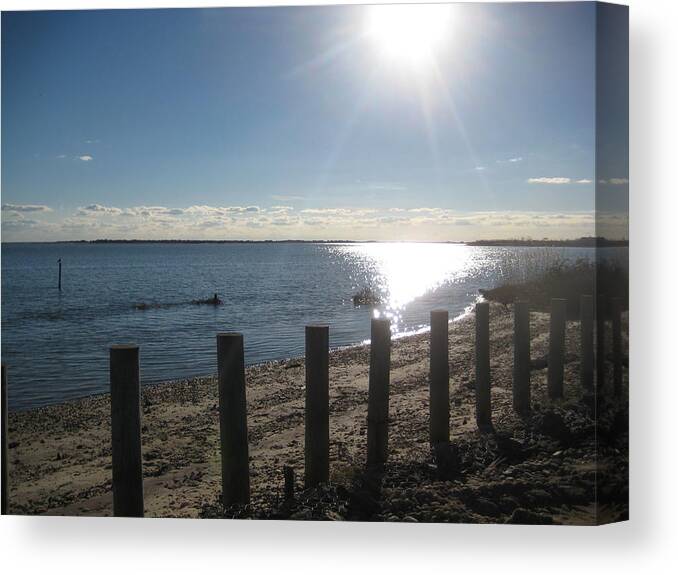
76,204 -> 123,216
183,205 -> 262,216
2,203 -> 53,213
527,177 -> 571,185
78,155 -> 94,162
576,179 -> 593,184
408,207 -> 442,214
508,157 -> 523,163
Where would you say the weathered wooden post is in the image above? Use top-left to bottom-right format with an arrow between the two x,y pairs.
596,295 -> 607,393
429,309 -> 450,446
512,301 -> 531,414
367,317 -> 391,468
548,298 -> 567,399
475,302 -> 492,430
305,324 -> 329,488
611,297 -> 623,397
1,364 -> 8,515
217,333 -> 250,506
110,345 -> 144,517
580,295 -> 594,391
283,466 -> 295,501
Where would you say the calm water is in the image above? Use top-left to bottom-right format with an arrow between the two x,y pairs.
1,242 -> 607,410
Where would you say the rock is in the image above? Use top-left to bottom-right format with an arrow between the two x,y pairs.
284,361 -> 302,370
561,486 -> 590,505
473,498 -> 501,518
525,489 -> 552,505
495,434 -> 524,458
506,508 -> 554,525
498,496 -> 520,514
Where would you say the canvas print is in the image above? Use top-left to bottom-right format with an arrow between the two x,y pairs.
0,2 -> 628,524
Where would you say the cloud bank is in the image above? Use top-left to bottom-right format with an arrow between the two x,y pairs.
1,202 -> 609,242
2,204 -> 53,213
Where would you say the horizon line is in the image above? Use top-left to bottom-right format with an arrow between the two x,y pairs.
0,236 -> 628,246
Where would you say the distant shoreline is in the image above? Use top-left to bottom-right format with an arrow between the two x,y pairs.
1,237 -> 628,247
465,237 -> 628,247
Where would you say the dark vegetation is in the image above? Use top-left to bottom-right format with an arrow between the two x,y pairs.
467,237 -> 628,247
200,397 -> 628,524
352,287 -> 382,306
480,260 -> 629,319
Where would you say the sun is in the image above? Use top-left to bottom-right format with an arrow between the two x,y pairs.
366,4 -> 452,69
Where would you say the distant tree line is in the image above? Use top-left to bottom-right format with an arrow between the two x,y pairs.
465,237 -> 628,247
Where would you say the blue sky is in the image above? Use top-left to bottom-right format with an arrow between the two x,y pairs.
1,2 -> 627,241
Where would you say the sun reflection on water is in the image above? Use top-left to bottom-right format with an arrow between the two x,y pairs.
333,242 -> 475,333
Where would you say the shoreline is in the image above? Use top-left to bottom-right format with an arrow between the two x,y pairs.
6,302 -> 479,415
5,302 -> 628,523
1,238 -> 625,247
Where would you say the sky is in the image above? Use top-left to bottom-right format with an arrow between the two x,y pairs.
1,2 -> 628,241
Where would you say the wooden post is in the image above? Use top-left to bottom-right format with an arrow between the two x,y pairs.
1,364 -> 8,515
57,258 -> 62,291
580,295 -> 594,391
367,317 -> 391,468
283,466 -> 295,500
611,297 -> 623,397
548,298 -> 567,399
475,302 -> 491,430
429,309 -> 449,446
217,333 -> 250,506
110,345 -> 144,517
512,301 -> 531,414
305,324 -> 329,488
596,295 -> 607,393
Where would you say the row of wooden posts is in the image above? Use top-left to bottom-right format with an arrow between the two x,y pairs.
0,294 -> 625,517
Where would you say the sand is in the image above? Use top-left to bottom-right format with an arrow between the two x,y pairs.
5,302 -> 629,524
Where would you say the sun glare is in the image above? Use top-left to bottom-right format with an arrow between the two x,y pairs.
366,4 -> 452,68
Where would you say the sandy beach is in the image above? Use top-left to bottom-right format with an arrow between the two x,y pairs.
5,302 -> 628,524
